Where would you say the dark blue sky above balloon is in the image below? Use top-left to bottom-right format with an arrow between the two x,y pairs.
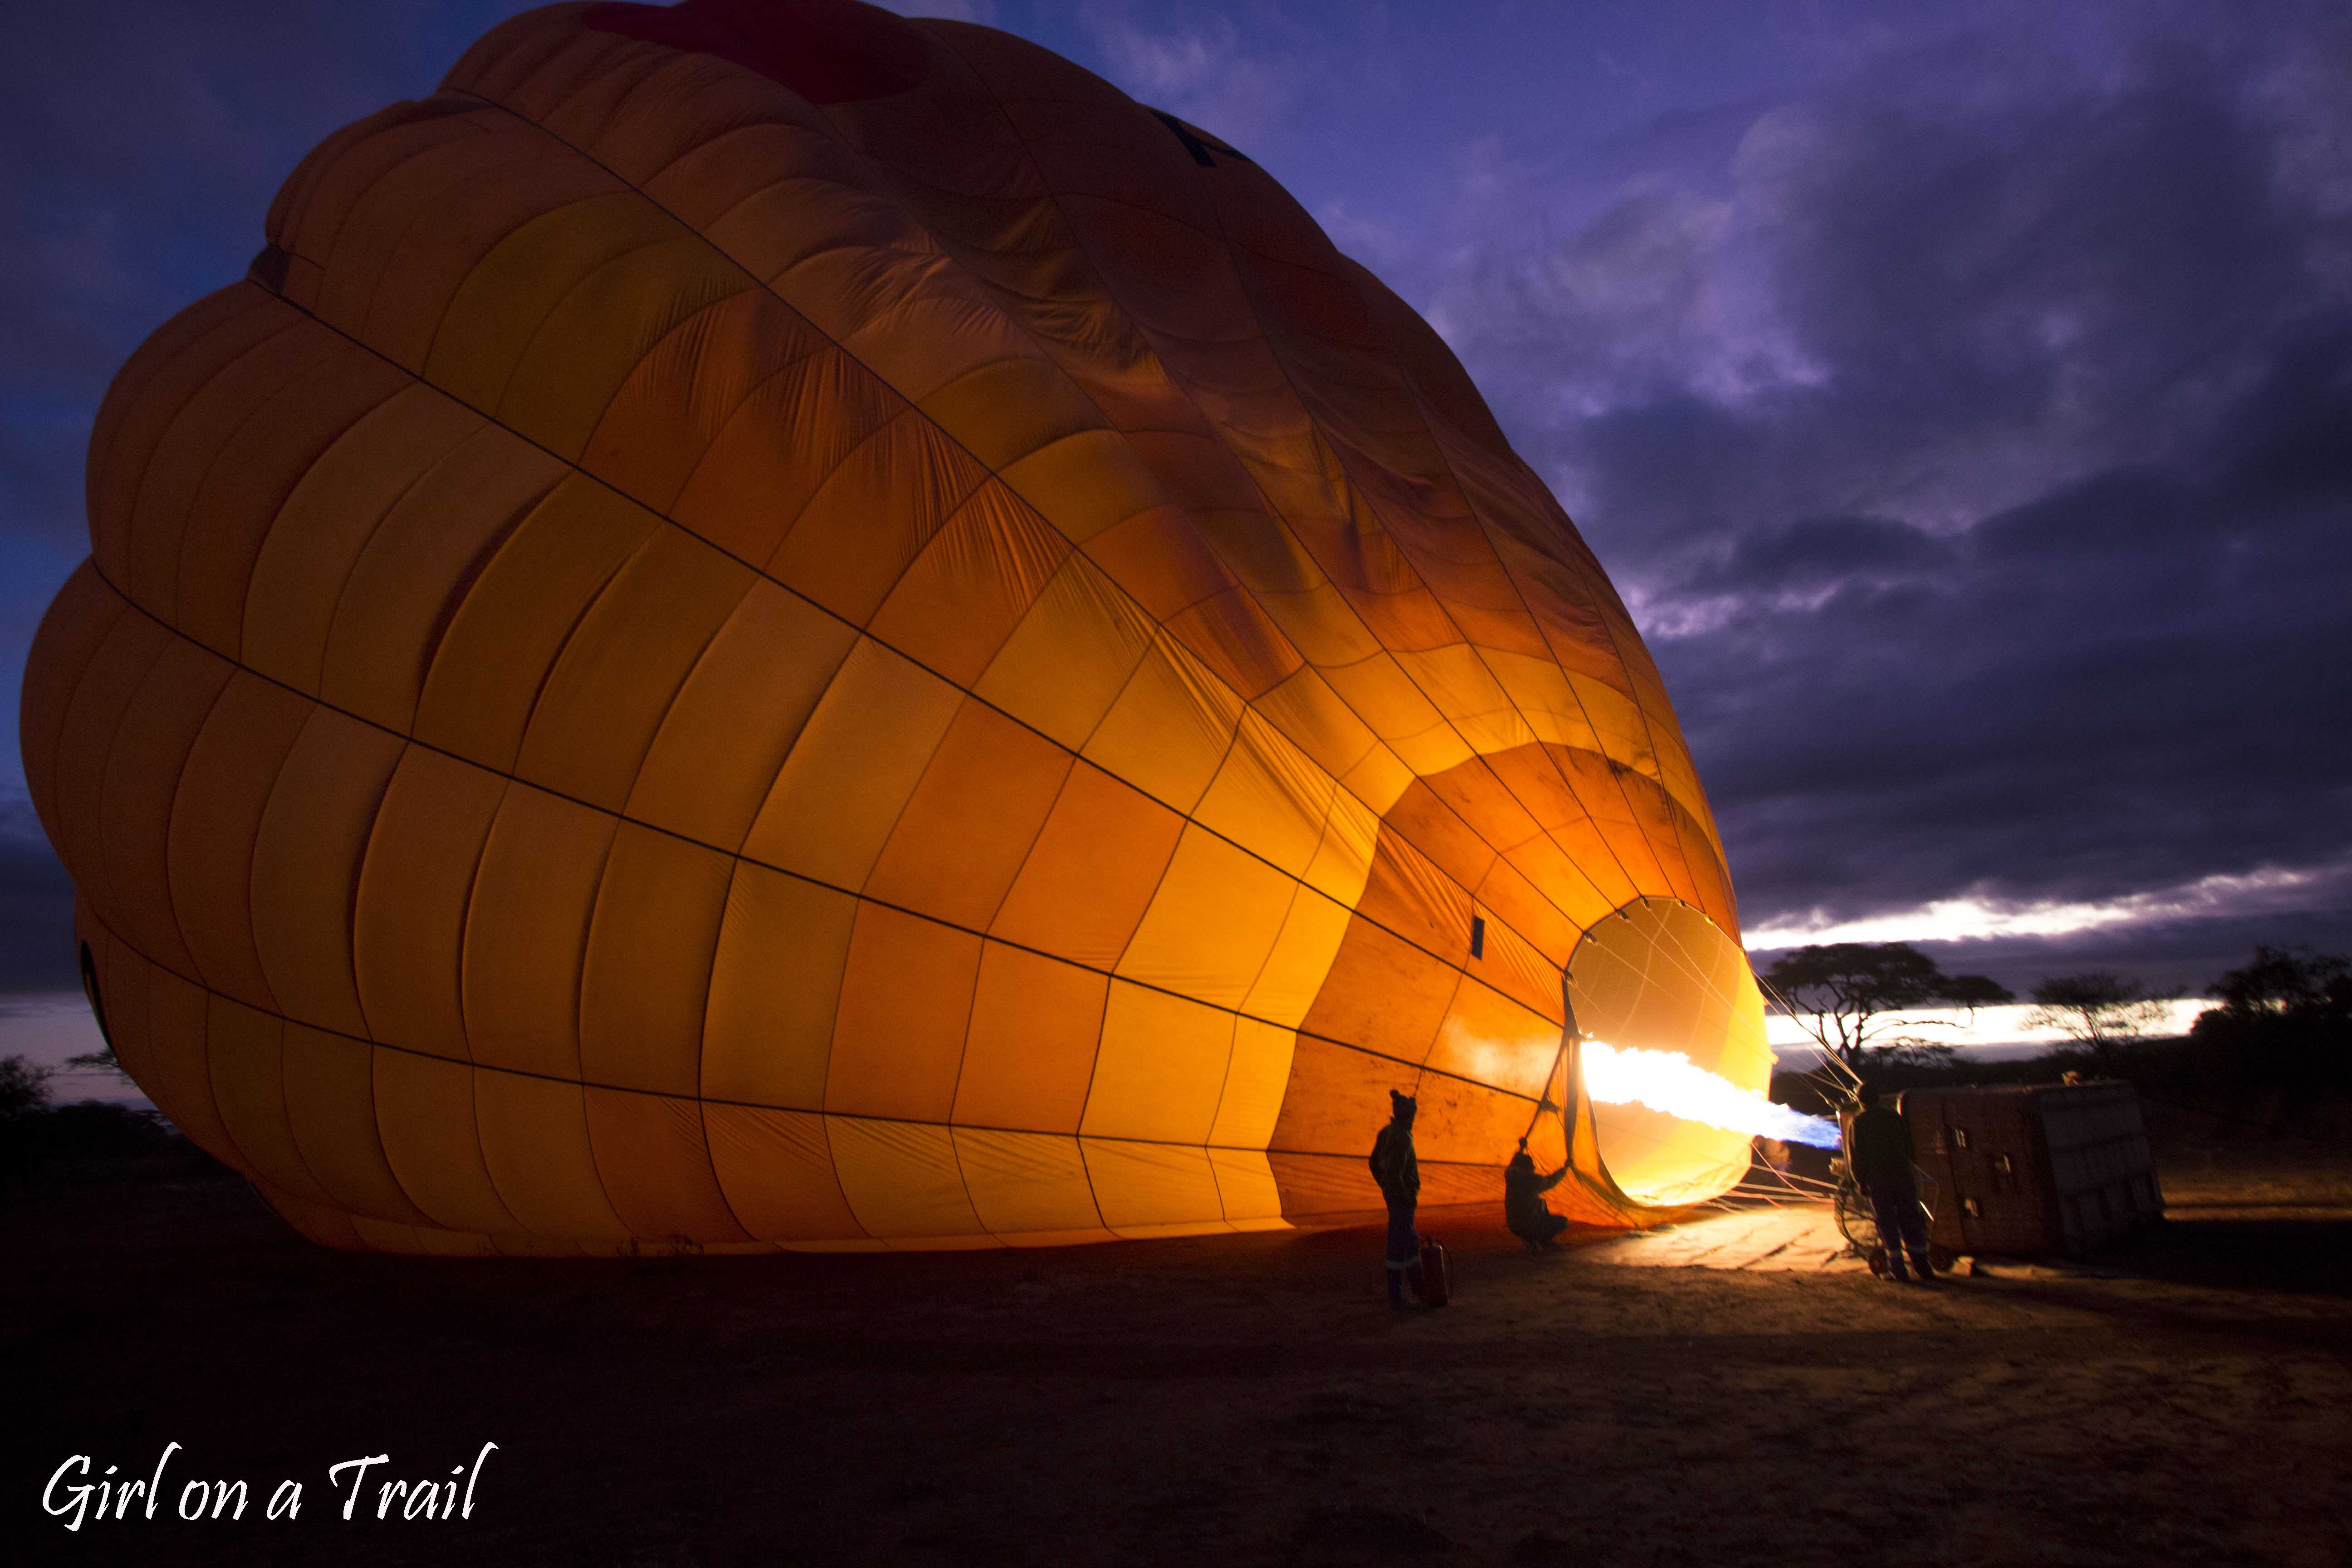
2,0 -> 2346,995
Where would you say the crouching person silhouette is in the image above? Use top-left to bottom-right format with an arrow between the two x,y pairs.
1504,1137 -> 1569,1250
1370,1090 -> 1425,1309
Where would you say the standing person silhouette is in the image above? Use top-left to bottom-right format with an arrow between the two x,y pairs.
1369,1090 -> 1424,1309
1850,1083 -> 1934,1283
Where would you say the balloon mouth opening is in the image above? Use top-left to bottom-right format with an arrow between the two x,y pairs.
1567,898 -> 1781,1208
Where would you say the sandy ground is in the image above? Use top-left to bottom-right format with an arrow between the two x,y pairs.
9,1139 -> 2351,1567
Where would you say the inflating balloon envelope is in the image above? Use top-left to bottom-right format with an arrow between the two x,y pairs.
23,0 -> 1792,1253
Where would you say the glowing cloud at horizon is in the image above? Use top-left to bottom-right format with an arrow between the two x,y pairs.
1584,1042 -> 1841,1149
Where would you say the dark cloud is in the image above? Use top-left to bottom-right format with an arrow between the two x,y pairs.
1438,9 -> 2352,975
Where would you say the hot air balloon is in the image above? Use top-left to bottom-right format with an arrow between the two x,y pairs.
20,0 -> 1774,1254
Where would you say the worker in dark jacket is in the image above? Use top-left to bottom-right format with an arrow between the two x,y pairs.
1849,1083 -> 1933,1283
1504,1137 -> 1569,1250
1369,1090 -> 1424,1309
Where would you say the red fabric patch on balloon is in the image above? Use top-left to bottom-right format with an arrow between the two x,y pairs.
583,0 -> 930,104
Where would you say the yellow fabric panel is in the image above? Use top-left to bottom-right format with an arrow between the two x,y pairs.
950,1128 -> 1107,1240
246,708 -> 404,1039
579,823 -> 732,1096
625,579 -> 858,851
702,1104 -> 867,1244
826,902 -> 981,1123
410,475 -> 657,771
205,995 -> 332,1202
701,863 -> 856,1111
1080,980 -> 1234,1145
1191,710 -> 1337,880
1240,887 -> 1354,1032
989,761 -> 1185,970
1080,1139 -> 1228,1237
100,635 -> 232,979
279,1023 -> 435,1227
1117,826 -> 1296,1010
951,942 -> 1107,1135
1209,1018 -> 1299,1151
867,480 -> 1072,687
971,554 -> 1156,750
739,637 -> 962,887
352,746 -> 506,1061
862,698 -> 1073,931
461,784 -> 619,1081
1081,632 -> 1244,815
314,427 -> 571,735
583,1088 -> 754,1244
827,1117 -> 990,1244
240,385 -> 488,694
370,1049 -> 522,1238
168,672 -> 314,1010
1247,667 -> 1379,790
514,527 -> 755,812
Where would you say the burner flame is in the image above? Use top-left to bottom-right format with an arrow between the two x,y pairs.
1583,1042 -> 1840,1148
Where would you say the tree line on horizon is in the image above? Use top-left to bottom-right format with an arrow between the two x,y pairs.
1759,939 -> 2352,1096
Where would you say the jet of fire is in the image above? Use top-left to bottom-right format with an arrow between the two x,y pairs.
1582,1042 -> 1841,1148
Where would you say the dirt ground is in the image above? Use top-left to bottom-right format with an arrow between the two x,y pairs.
9,1127 -> 2351,1567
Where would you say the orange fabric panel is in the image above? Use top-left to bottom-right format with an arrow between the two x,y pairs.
46,610 -> 174,929
701,863 -> 857,1112
825,902 -> 983,1124
313,426 -> 572,735
20,562 -> 127,841
168,672 -> 314,1010
410,475 -> 657,772
768,410 -> 990,624
470,1067 -> 632,1243
863,698 -> 1073,931
514,526 -> 755,812
370,1050 -> 522,1238
280,1023 -> 436,1227
461,784 -> 619,1081
625,580 -> 858,851
1295,914 -> 1462,1068
246,709 -> 405,1039
702,1105 -> 867,1244
99,635 -> 233,979
952,943 -> 1107,1135
578,823 -> 732,1097
171,345 -> 413,660
989,761 -> 1185,970
353,747 -> 507,1061
239,385 -> 490,697
583,1088 -> 755,1244
867,480 -> 1071,686
204,996 -> 333,1205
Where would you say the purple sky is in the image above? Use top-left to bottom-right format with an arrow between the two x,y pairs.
4,0 -> 2347,1009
